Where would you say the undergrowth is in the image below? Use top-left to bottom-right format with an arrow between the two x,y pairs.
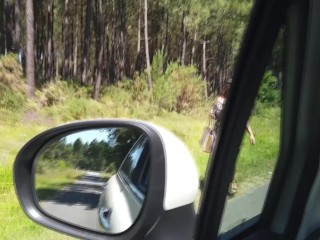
0,55 -> 281,239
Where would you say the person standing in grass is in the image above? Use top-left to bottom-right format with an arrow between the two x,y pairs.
209,82 -> 256,195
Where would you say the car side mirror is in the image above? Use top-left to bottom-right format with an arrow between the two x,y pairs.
14,120 -> 199,240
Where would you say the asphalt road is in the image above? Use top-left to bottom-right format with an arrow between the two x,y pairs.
219,182 -> 270,234
40,172 -> 270,234
39,171 -> 106,232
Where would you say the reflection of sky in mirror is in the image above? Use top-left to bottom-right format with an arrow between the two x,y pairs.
65,129 -> 110,144
130,141 -> 145,171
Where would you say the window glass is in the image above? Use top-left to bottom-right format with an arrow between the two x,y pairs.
136,155 -> 150,194
119,135 -> 149,190
218,29 -> 284,235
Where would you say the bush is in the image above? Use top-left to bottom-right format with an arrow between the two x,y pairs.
0,54 -> 26,94
99,55 -> 205,116
36,81 -> 68,106
0,54 -> 21,71
251,100 -> 265,116
0,54 -> 26,111
257,71 -> 281,106
0,85 -> 25,111
150,51 -> 205,113
161,62 -> 204,113
152,49 -> 165,81
44,97 -> 106,121
100,82 -> 135,117
0,52 -> 205,121
123,74 -> 151,103
36,80 -> 90,107
153,74 -> 175,111
99,74 -> 155,118
65,98 -> 89,120
36,159 -> 67,175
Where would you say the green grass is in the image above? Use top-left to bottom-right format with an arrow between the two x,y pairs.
151,108 -> 281,195
35,168 -> 85,201
0,120 -> 75,239
236,107 -> 281,193
0,56 -> 281,238
0,102 -> 280,239
151,112 -> 211,180
0,186 -> 74,240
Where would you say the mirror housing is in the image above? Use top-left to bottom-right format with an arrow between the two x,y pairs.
14,120 -> 199,240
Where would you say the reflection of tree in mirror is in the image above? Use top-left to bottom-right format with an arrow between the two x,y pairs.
38,127 -> 143,174
102,127 -> 144,169
38,138 -> 73,174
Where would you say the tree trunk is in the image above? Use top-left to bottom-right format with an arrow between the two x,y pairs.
144,0 -> 152,91
135,0 -> 142,73
4,0 -> 14,53
47,0 -> 54,81
73,31 -> 78,78
202,40 -> 208,99
109,0 -> 116,83
118,0 -> 126,79
14,0 -> 21,53
40,5 -> 46,81
181,12 -> 186,66
105,23 -> 110,84
34,2 -> 42,80
63,0 -> 70,79
137,0 -> 141,55
56,51 -> 59,78
165,9 -> 170,59
73,1 -> 79,77
0,1 -> 4,54
191,31 -> 197,65
81,0 -> 93,85
93,0 -> 105,100
26,0 -> 35,98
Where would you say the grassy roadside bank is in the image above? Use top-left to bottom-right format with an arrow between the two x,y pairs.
0,119 -> 75,240
0,106 -> 280,239
0,52 -> 282,239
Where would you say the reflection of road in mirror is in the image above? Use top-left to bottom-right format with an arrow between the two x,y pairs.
39,171 -> 106,232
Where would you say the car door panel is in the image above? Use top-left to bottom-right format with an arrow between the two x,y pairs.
98,174 -> 141,234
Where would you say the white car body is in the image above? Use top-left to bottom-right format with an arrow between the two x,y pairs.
97,122 -> 199,234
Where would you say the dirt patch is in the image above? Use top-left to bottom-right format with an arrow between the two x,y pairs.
21,111 -> 55,126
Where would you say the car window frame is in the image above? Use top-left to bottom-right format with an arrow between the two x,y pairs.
118,135 -> 149,202
134,152 -> 150,195
196,0 -> 320,239
259,0 -> 309,231
195,0 -> 302,239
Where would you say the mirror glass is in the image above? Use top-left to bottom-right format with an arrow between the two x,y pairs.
34,127 -> 150,234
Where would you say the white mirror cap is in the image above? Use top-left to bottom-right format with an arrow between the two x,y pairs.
147,123 -> 200,211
